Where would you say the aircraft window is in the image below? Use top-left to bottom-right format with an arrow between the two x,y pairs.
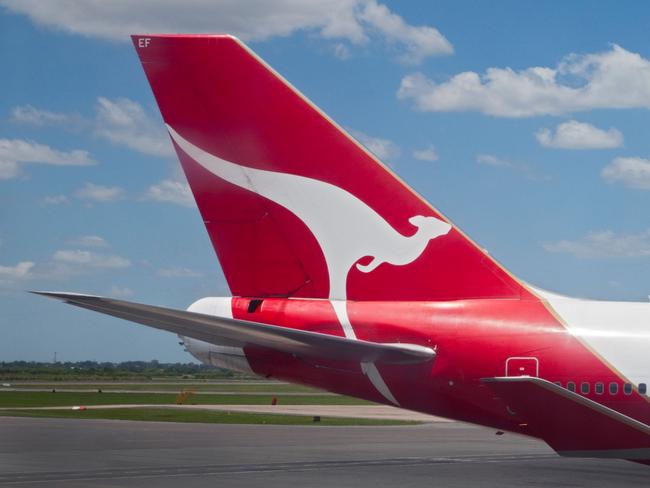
595,382 -> 604,395
567,381 -> 576,392
580,382 -> 589,394
624,383 -> 633,395
640,383 -> 647,395
609,382 -> 618,395
553,381 -> 561,387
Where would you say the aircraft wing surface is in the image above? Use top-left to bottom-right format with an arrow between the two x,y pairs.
483,376 -> 650,460
33,291 -> 435,365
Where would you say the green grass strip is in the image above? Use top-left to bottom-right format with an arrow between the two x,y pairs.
0,408 -> 416,426
0,391 -> 372,408
5,383 -> 320,393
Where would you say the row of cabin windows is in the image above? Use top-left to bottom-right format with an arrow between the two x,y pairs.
552,381 -> 646,396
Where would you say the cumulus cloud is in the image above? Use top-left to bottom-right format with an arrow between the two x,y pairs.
157,267 -> 204,278
476,154 -> 514,168
398,45 -> 650,117
0,138 -> 95,166
356,0 -> 452,64
143,179 -> 195,207
10,97 -> 171,157
0,0 -> 451,64
412,145 -> 438,162
476,154 -> 546,181
53,249 -> 130,268
0,261 -> 34,280
601,157 -> 650,189
0,248 -> 132,285
536,120 -> 623,149
12,105 -> 68,125
108,285 -> 134,297
41,194 -> 69,206
349,129 -> 400,161
11,105 -> 85,130
333,43 -> 351,60
75,182 -> 125,203
0,138 -> 95,180
543,229 -> 650,258
0,160 -> 19,180
94,97 -> 172,157
69,235 -> 108,247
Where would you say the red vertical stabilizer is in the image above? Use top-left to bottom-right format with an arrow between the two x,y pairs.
133,34 -> 528,302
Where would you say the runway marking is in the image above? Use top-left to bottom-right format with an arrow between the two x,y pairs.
0,454 -> 561,484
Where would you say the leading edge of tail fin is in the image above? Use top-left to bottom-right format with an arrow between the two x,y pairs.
132,34 -> 528,302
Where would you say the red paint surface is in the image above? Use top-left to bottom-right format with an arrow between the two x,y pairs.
133,34 -> 650,460
134,34 -> 528,302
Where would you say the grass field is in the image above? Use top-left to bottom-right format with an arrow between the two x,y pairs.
0,391 -> 372,408
0,407 -> 413,426
3,382 -> 320,393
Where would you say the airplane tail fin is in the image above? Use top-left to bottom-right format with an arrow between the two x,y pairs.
133,34 -> 527,302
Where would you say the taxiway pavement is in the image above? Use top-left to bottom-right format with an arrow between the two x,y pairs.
1,417 -> 647,487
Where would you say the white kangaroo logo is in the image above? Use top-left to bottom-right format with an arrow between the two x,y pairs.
168,125 -> 451,405
354,215 -> 450,273
168,125 -> 451,303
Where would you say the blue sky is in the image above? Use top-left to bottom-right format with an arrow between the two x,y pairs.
1,1 -> 649,362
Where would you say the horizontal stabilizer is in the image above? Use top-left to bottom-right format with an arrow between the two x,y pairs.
33,291 -> 435,365
483,376 -> 650,460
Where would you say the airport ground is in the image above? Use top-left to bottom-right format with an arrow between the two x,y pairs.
0,380 -> 412,425
1,380 -> 649,486
2,416 -> 648,487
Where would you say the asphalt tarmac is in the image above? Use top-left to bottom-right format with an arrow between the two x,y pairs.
1,416 -> 648,487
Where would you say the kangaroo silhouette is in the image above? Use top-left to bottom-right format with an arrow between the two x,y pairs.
168,125 -> 451,405
168,125 -> 451,301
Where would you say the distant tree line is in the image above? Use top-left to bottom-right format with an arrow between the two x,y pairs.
0,360 -> 249,381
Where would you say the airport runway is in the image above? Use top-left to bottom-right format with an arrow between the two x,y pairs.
1,417 -> 648,487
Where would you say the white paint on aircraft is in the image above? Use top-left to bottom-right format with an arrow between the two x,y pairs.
534,286 -> 650,387
168,125 -> 451,405
361,361 -> 400,406
184,296 -> 253,374
167,125 -> 451,304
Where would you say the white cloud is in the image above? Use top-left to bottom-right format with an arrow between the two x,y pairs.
0,160 -> 19,180
602,157 -> 650,189
10,97 -> 170,157
95,97 -> 172,157
0,0 -> 451,64
536,120 -> 623,149
0,261 -> 34,280
0,138 -> 96,180
398,45 -> 650,117
349,129 -> 400,161
69,235 -> 108,248
143,179 -> 194,207
11,105 -> 84,130
356,1 -> 452,64
476,154 -> 514,168
53,250 -> 131,269
412,145 -> 439,162
476,154 -> 546,181
41,194 -> 69,206
75,182 -> 125,202
333,43 -> 351,60
11,105 -> 67,125
543,229 -> 650,258
157,267 -> 204,278
108,285 -> 134,297
0,249 -> 131,285
0,138 -> 95,166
